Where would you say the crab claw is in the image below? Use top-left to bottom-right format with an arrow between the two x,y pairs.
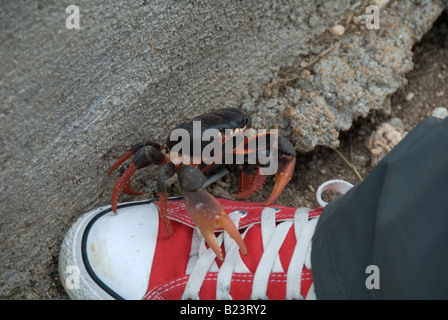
184,188 -> 247,260
111,163 -> 138,214
178,164 -> 247,260
264,156 -> 296,207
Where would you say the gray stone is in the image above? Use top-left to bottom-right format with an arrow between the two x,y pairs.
248,0 -> 446,151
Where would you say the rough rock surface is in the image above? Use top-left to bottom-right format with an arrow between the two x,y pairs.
247,0 -> 446,151
0,0 -> 445,299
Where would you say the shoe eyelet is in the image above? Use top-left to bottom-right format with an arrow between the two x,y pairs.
231,209 -> 248,217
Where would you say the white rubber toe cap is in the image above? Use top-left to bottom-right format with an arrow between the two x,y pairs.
59,201 -> 159,300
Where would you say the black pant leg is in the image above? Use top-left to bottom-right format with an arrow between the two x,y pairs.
312,117 -> 448,299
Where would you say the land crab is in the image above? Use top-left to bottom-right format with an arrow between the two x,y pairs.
108,108 -> 296,260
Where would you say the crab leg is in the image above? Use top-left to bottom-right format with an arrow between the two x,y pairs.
110,144 -> 166,215
238,164 -> 252,197
108,150 -> 134,176
108,141 -> 162,176
235,167 -> 267,200
111,163 -> 138,214
122,180 -> 144,196
156,162 -> 176,234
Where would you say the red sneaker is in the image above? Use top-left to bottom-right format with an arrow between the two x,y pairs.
59,180 -> 352,300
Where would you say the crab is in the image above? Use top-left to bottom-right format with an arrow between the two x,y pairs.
108,108 -> 296,260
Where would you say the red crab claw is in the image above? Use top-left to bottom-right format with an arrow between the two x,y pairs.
233,133 -> 296,206
179,164 -> 247,260
264,155 -> 296,207
185,189 -> 247,261
263,134 -> 297,207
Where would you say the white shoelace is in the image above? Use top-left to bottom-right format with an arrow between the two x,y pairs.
181,179 -> 353,300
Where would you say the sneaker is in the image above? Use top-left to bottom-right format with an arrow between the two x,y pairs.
58,180 -> 353,300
